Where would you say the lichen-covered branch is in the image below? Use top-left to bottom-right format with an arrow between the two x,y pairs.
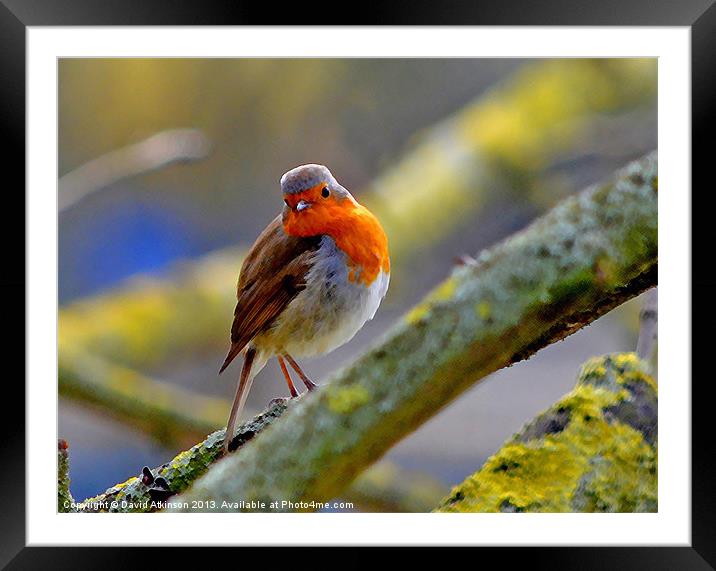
59,348 -> 230,448
64,395 -> 441,514
60,350 -> 441,513
435,353 -> 657,512
167,152 -> 657,511
63,153 -> 656,513
363,59 -> 656,264
58,440 -> 75,512
58,60 -> 656,371
59,247 -> 243,371
66,400 -> 290,513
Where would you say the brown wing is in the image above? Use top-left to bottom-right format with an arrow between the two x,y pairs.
219,215 -> 321,373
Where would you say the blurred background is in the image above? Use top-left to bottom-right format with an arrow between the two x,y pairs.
58,58 -> 657,508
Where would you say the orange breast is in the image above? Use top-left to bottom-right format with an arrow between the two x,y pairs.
283,196 -> 390,286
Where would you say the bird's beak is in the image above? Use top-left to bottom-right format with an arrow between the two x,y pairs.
296,199 -> 311,212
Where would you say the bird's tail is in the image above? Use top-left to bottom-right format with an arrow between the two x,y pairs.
223,347 -> 257,454
219,342 -> 244,374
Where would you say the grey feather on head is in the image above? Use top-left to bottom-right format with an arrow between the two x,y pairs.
280,164 -> 340,195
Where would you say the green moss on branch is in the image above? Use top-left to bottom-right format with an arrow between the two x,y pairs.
69,397 -> 439,514
59,248 -> 243,370
435,353 -> 657,512
72,400 -> 289,513
58,440 -> 75,513
58,60 -> 656,371
365,59 -> 656,263
167,152 -> 658,511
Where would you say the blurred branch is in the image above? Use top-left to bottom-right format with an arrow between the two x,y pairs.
59,128 -> 211,212
364,59 -> 656,263
60,302 -> 447,511
59,248 -> 241,370
60,348 -> 446,512
435,353 -> 657,512
342,462 -> 447,513
57,60 -> 657,512
552,107 -> 657,161
59,349 -> 230,448
59,60 -> 657,370
165,152 -> 657,511
65,396 -> 440,513
64,152 -> 657,514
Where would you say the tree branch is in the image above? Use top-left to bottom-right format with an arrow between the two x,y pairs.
364,59 -> 656,264
58,440 -> 75,512
59,247 -> 243,371
59,128 -> 211,212
164,152 -> 658,511
63,152 -> 656,513
435,352 -> 657,512
57,60 -> 657,514
59,349 -> 230,448
66,400 -> 289,513
65,395 -> 443,513
58,60 -> 656,371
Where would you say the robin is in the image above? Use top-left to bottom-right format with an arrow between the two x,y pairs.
220,164 -> 390,453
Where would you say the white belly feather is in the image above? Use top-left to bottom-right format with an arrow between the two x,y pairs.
254,236 -> 389,358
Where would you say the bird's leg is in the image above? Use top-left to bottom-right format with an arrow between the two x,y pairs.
284,353 -> 318,391
224,347 -> 256,454
277,356 -> 299,398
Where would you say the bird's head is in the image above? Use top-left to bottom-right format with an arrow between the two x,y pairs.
280,164 -> 356,237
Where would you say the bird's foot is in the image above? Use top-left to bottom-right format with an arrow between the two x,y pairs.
268,397 -> 289,408
267,395 -> 301,408
283,354 -> 319,392
303,378 -> 319,391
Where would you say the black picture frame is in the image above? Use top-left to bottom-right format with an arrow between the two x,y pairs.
5,0 -> 711,566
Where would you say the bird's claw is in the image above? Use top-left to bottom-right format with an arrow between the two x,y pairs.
268,396 -> 300,408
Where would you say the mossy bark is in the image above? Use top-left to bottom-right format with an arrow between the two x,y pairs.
66,400 -> 289,513
56,61 -> 657,515
65,395 -> 441,513
166,152 -> 658,512
57,440 -> 75,513
435,353 -> 657,512
58,60 -> 656,373
363,59 -> 656,264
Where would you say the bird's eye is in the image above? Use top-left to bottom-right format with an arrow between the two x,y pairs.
321,187 -> 330,198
